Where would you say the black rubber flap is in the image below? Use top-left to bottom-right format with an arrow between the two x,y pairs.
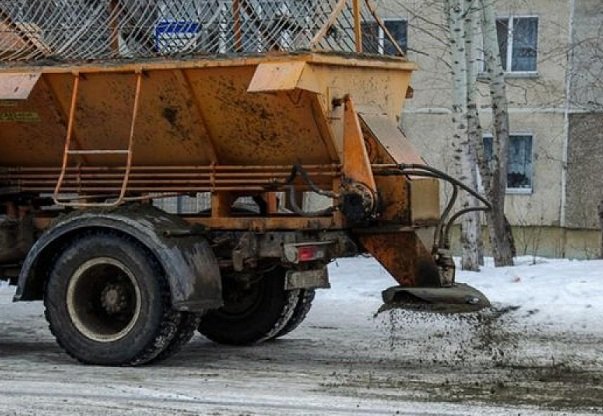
379,283 -> 491,314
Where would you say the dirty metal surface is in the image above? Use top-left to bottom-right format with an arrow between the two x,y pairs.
0,53 -> 413,213
0,55 -> 412,169
15,205 -> 222,312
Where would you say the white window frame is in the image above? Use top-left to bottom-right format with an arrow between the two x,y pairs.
483,132 -> 534,194
497,15 -> 539,75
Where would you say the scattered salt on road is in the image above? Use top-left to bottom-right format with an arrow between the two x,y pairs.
1,256 -> 602,415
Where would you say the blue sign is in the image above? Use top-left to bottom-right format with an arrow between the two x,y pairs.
155,21 -> 201,36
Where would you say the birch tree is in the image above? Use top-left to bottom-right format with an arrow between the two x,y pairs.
476,0 -> 515,266
393,0 -> 515,267
445,0 -> 481,271
464,0 -> 484,266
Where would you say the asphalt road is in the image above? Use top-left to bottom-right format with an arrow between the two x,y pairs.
1,281 -> 602,416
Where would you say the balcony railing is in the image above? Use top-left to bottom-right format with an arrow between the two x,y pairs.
0,0 -> 405,64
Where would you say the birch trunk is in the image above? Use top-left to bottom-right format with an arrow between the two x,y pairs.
478,0 -> 515,266
464,0 -> 484,267
446,0 -> 480,271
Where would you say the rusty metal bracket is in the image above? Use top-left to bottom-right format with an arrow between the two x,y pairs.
343,97 -> 377,193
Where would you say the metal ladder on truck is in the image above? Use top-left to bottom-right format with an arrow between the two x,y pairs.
53,70 -> 143,207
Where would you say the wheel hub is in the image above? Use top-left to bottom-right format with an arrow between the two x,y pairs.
220,279 -> 264,317
100,283 -> 129,314
66,257 -> 142,343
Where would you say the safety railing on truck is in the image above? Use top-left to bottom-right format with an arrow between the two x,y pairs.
0,0 -> 404,64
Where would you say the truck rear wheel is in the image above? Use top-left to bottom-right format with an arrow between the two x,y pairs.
273,289 -> 315,339
150,312 -> 201,363
198,268 -> 301,345
44,232 -> 181,366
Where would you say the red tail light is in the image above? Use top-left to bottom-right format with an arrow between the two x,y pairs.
297,245 -> 324,262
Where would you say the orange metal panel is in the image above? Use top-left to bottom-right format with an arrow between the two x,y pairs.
0,53 -> 415,211
375,176 -> 410,223
186,216 -> 339,231
248,61 -> 304,92
0,77 -> 64,167
359,112 -> 440,226
0,53 -> 416,75
342,98 -> 376,191
176,70 -> 219,163
248,62 -> 321,94
182,66 -> 334,166
359,231 -> 441,287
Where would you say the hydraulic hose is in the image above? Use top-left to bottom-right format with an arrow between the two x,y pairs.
373,163 -> 492,250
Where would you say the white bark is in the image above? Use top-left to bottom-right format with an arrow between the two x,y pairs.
446,0 -> 480,271
464,0 -> 484,267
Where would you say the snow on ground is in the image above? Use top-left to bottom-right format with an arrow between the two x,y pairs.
323,255 -> 603,333
312,256 -> 603,368
1,256 -> 602,415
463,257 -> 603,332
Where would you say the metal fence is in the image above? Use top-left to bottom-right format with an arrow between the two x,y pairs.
0,0 -> 403,64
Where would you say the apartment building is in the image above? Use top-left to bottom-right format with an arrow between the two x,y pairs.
374,0 -> 602,257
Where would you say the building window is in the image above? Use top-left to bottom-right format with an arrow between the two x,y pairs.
495,17 -> 538,73
361,19 -> 407,55
484,134 -> 533,191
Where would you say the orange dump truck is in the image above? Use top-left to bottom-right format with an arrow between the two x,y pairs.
0,0 -> 490,365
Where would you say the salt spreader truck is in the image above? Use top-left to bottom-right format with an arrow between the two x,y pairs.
0,0 -> 491,365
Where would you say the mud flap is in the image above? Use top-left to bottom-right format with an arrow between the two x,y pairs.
379,283 -> 491,314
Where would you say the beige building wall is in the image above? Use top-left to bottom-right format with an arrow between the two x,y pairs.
403,112 -> 566,226
377,0 -> 601,256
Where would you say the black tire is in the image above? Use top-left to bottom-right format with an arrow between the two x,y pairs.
273,289 -> 315,339
150,312 -> 202,363
44,232 -> 181,366
198,268 -> 300,345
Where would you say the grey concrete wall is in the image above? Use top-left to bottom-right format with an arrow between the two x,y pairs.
569,0 -> 603,112
448,225 -> 601,259
561,0 -> 603,230
565,113 -> 603,229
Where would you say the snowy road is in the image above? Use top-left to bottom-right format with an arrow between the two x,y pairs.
1,257 -> 602,415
